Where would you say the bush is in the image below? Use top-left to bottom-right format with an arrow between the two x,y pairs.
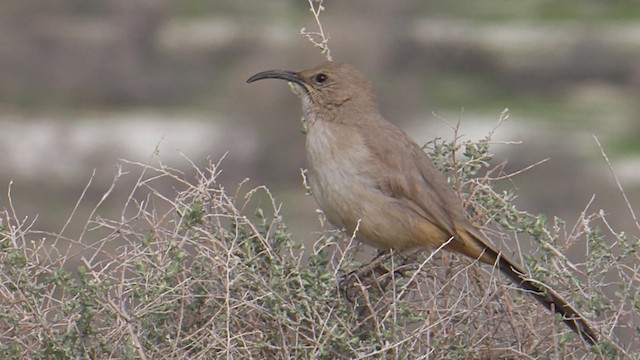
0,123 -> 637,359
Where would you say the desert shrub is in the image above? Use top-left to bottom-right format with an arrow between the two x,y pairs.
0,123 -> 637,359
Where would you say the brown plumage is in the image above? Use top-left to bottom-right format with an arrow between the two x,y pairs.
247,61 -> 597,345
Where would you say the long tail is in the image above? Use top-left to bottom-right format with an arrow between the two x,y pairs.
448,229 -> 598,345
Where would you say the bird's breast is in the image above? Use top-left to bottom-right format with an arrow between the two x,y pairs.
305,121 -> 376,229
304,120 -> 419,250
304,120 -> 447,250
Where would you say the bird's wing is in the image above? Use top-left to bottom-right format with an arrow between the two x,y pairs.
360,122 -> 464,237
358,122 -> 599,345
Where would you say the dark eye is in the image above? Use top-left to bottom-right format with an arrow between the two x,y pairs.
315,73 -> 328,83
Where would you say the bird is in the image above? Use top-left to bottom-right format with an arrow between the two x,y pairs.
247,60 -> 598,345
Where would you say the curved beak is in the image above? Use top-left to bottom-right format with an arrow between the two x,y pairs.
246,70 -> 309,88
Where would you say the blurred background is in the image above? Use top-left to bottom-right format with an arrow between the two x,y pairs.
1,0 -> 639,245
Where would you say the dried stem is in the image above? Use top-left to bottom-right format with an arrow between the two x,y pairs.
301,0 -> 332,60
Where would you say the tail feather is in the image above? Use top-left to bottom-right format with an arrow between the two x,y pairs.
449,229 -> 598,345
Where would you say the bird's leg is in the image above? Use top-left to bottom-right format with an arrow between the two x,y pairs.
339,250 -> 411,303
339,251 -> 390,304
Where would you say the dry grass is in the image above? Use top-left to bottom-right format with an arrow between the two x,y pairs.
1,122 -> 638,359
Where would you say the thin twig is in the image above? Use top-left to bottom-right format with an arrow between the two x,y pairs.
593,134 -> 640,232
301,0 -> 332,60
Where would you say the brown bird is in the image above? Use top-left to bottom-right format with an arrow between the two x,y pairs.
247,61 -> 597,345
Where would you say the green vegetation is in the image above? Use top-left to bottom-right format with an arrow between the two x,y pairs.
1,126 -> 637,359
412,0 -> 640,21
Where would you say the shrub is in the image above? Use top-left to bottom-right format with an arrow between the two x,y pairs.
0,123 -> 637,359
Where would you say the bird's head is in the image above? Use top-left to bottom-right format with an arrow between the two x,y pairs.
247,61 -> 377,118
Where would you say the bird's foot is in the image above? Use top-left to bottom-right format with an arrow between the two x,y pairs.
339,250 -> 409,303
